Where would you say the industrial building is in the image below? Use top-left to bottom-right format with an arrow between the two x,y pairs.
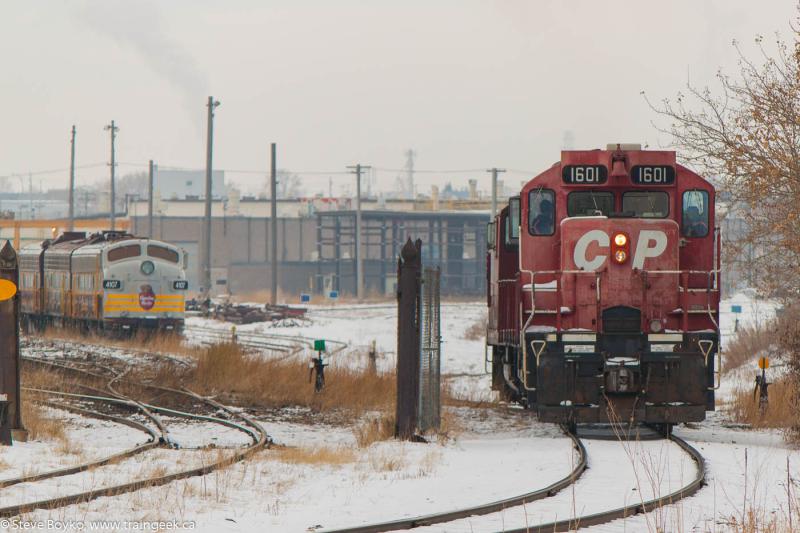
127,196 -> 490,298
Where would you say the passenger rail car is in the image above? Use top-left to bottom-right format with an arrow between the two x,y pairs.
20,231 -> 188,333
487,145 -> 720,427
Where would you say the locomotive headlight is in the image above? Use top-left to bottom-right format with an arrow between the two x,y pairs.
649,319 -> 663,333
141,260 -> 155,275
611,232 -> 630,264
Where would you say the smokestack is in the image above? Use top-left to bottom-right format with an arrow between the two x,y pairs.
431,185 -> 439,211
227,188 -> 240,215
468,179 -> 477,200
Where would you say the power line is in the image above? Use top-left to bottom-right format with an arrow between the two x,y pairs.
0,163 -> 106,180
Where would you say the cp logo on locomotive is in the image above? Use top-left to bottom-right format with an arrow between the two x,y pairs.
573,230 -> 668,271
139,284 -> 156,310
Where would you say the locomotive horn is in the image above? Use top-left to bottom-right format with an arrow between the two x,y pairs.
610,147 -> 628,178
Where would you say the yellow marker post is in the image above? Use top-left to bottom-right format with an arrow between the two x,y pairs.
0,279 -> 17,302
758,357 -> 770,370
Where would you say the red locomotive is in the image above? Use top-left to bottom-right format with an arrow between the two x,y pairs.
487,145 -> 720,428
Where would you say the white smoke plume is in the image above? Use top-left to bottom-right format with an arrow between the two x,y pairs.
76,0 -> 208,116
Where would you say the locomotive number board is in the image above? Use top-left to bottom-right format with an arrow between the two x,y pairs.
173,280 -> 189,290
631,165 -> 675,185
562,165 -> 608,184
103,279 -> 122,289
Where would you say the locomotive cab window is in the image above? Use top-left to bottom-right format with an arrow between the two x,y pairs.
682,190 -> 709,237
108,244 -> 141,262
566,191 -> 613,217
486,221 -> 496,250
504,197 -> 520,248
147,245 -> 180,263
622,191 -> 669,218
528,189 -> 555,235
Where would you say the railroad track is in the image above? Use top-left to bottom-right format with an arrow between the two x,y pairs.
3,351 -> 270,518
183,324 -> 349,359
321,428 -> 705,533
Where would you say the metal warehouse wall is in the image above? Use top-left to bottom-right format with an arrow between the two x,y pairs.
130,211 -> 489,298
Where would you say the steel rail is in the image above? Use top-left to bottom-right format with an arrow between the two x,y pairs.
323,431 -> 705,533
22,356 -> 261,446
2,381 -> 269,519
0,400 -> 158,489
184,324 -> 349,359
24,387 -> 257,443
497,432 -> 705,533
23,356 -> 174,446
320,428 -> 587,533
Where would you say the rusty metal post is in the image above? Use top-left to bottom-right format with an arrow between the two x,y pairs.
396,238 -> 421,440
0,241 -> 22,445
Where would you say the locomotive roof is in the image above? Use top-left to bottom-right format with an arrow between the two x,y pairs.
31,232 -> 176,257
520,146 -> 714,193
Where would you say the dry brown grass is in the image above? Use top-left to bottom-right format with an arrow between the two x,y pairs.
272,445 -> 357,466
353,414 -> 395,448
367,448 -> 406,472
36,327 -> 191,357
21,398 -> 67,443
729,376 -> 800,430
188,342 -> 395,414
724,321 -> 776,372
463,318 -> 486,341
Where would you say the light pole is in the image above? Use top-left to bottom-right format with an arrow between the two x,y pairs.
347,164 -> 371,300
203,97 -> 221,307
104,120 -> 119,230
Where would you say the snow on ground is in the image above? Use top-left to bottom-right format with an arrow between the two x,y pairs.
15,410 -> 575,533
0,406 -> 145,481
412,438 -> 695,532
0,407 -> 255,510
719,289 -> 780,344
590,427 -> 799,532
716,291 -> 783,406
6,294 -> 796,532
188,301 -> 492,401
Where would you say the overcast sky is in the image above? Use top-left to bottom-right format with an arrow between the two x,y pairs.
0,0 -> 796,196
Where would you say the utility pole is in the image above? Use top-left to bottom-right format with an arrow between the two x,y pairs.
148,160 -> 154,238
104,120 -> 118,230
203,97 -> 220,306
68,125 -> 76,231
347,164 -> 371,300
270,143 -> 278,305
486,168 -> 506,218
403,149 -> 415,199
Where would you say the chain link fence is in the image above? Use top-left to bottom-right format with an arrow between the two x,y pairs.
418,267 -> 441,432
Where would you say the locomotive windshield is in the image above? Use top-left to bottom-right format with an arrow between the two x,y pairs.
108,244 -> 141,262
621,191 -> 669,218
528,189 -> 555,235
566,191 -> 613,217
505,197 -> 520,246
682,190 -> 709,237
147,244 -> 180,263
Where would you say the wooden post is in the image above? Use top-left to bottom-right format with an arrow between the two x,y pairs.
396,238 -> 421,440
0,241 -> 23,444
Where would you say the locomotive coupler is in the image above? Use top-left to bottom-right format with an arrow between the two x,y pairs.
604,356 -> 641,394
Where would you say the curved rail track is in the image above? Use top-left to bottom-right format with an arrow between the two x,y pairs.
3,352 -> 270,518
184,324 -> 349,359
322,429 -> 705,533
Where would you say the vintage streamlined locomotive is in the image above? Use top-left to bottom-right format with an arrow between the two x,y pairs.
19,231 -> 188,333
487,145 -> 720,427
